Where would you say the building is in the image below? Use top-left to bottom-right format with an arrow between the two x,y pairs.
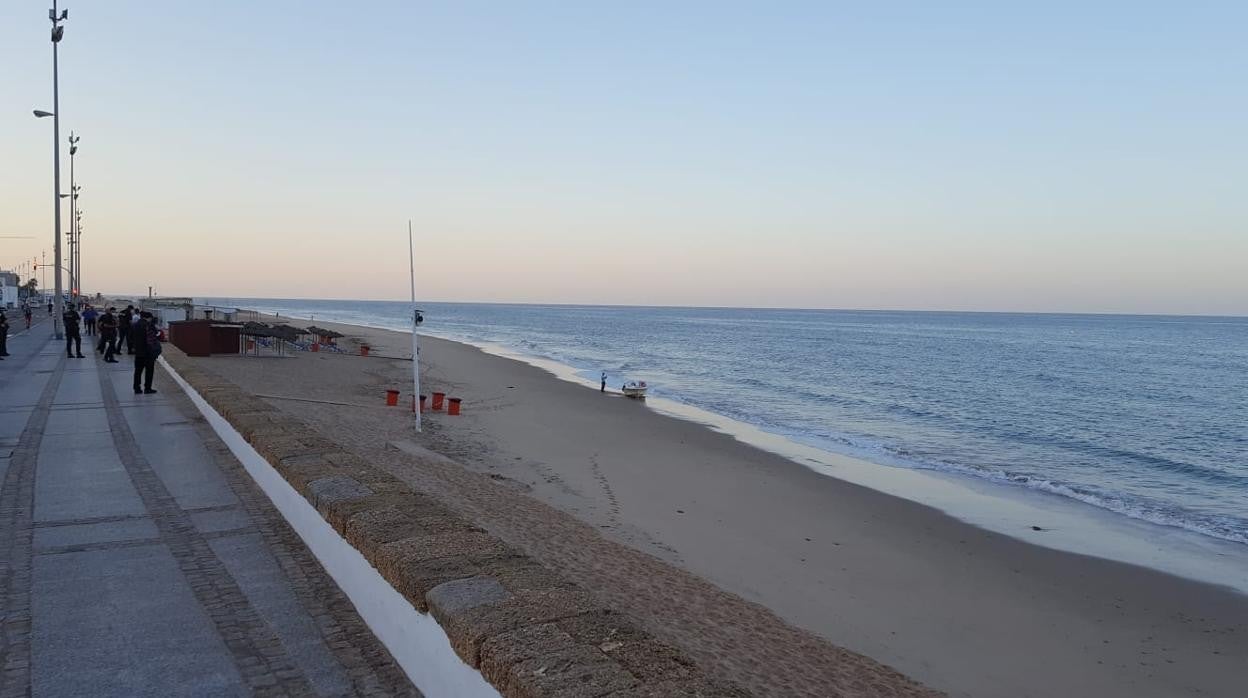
0,271 -> 19,309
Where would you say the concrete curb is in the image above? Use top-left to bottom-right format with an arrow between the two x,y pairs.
162,348 -> 748,698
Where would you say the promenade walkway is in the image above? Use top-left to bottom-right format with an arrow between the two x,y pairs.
0,326 -> 418,697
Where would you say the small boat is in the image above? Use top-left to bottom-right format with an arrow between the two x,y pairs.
621,380 -> 648,399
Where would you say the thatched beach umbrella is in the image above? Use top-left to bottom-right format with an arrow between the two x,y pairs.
269,324 -> 306,343
242,321 -> 273,336
306,325 -> 344,343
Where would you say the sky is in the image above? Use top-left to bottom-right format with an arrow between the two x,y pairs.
1,1 -> 1246,315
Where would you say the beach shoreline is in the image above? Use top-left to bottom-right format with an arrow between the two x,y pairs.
247,305 -> 1248,593
185,309 -> 1248,697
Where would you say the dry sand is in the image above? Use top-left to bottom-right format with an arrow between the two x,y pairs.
191,314 -> 1248,698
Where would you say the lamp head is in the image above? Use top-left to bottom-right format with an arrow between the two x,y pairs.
33,110 -> 54,118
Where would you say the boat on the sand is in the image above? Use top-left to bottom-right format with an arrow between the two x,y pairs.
621,380 -> 648,399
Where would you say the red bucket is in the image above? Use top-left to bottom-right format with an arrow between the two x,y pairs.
431,392 -> 446,411
385,389 -> 399,406
447,398 -> 462,416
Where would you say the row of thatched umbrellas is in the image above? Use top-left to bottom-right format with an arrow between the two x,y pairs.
241,322 -> 344,343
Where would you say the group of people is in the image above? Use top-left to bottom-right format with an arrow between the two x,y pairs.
61,303 -> 162,394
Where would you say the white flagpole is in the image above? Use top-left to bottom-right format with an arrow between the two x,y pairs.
409,220 -> 421,432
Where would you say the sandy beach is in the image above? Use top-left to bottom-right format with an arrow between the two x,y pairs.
186,313 -> 1248,697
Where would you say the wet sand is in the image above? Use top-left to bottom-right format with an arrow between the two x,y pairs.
199,314 -> 1248,697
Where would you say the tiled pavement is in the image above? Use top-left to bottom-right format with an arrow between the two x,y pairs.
0,327 -> 419,697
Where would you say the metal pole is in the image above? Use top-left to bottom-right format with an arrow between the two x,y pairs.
49,1 -> 65,339
409,220 -> 421,432
74,199 -> 81,297
68,134 -> 75,300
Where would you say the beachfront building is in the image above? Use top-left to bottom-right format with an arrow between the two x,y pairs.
192,304 -> 239,322
0,271 -> 19,309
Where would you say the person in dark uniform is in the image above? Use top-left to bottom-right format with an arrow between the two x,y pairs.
63,306 -> 84,358
0,311 -> 9,359
131,311 -> 160,394
116,306 -> 133,354
98,307 -> 119,363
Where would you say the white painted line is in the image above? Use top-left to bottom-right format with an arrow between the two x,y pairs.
161,357 -> 500,698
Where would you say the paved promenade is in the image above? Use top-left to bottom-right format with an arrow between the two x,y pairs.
0,325 -> 418,697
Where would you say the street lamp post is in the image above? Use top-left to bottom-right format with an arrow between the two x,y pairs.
76,218 -> 83,298
36,2 -> 69,339
68,132 -> 78,300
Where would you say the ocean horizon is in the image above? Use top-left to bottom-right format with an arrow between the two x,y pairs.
201,297 -> 1248,550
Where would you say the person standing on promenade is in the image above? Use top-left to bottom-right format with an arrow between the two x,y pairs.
82,306 -> 98,336
116,306 -> 133,354
0,311 -> 9,359
23,305 -> 32,329
601,371 -> 607,393
131,311 -> 160,394
98,308 -> 119,363
63,306 -> 84,359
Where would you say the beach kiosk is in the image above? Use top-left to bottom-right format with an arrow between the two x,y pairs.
169,319 -> 242,357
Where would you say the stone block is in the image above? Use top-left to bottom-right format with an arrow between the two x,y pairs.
479,621 -> 646,697
605,678 -> 751,697
504,645 -> 638,697
555,612 -> 700,685
272,454 -> 340,492
382,529 -> 508,567
343,504 -> 462,557
373,530 -> 512,609
215,397 -> 274,422
428,577 -> 514,617
251,432 -> 339,464
430,584 -> 604,667
307,475 -> 375,511
488,558 -> 577,596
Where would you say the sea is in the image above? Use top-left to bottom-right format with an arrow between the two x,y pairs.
201,298 -> 1248,552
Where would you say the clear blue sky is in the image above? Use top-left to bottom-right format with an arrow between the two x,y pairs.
2,1 -> 1245,314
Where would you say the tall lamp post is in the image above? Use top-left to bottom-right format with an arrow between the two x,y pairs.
68,132 -> 79,299
35,2 -> 69,339
76,218 -> 83,298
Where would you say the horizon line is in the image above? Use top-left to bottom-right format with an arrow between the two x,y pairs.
101,292 -> 1248,321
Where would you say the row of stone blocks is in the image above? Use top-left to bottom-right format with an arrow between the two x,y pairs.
163,348 -> 749,698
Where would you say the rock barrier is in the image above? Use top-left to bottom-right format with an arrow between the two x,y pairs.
163,347 -> 747,698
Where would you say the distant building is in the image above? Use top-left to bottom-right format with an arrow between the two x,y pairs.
0,271 -> 19,309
